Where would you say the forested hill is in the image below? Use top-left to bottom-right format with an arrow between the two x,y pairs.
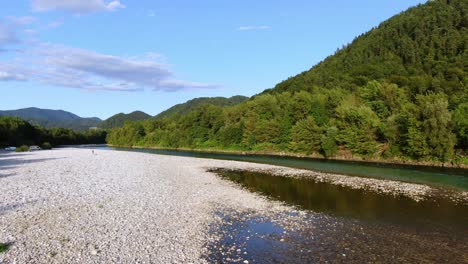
0,107 -> 102,131
267,0 -> 466,108
0,116 -> 106,147
98,111 -> 151,129
155,96 -> 249,119
107,0 -> 467,165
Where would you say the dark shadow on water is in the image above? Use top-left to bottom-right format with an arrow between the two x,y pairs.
205,167 -> 468,263
210,169 -> 468,231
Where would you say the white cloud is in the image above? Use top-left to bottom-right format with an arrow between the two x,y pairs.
40,45 -> 171,85
0,71 -> 27,81
48,18 -> 64,28
0,63 -> 28,81
0,43 -> 218,92
24,29 -> 38,35
0,16 -> 217,92
106,1 -> 125,11
6,16 -> 36,25
31,0 -> 125,14
237,25 -> 270,31
0,22 -> 19,46
156,80 -> 219,92
147,10 -> 156,17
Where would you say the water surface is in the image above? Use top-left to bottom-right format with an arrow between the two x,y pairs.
212,169 -> 468,230
82,146 -> 468,262
205,169 -> 468,263
95,146 -> 468,190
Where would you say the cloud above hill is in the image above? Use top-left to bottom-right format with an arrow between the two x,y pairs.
31,0 -> 125,14
1,42 -> 218,92
0,2 -> 219,92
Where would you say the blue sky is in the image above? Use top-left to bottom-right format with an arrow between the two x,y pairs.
1,0 -> 426,119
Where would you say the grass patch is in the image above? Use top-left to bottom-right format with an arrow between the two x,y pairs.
0,242 -> 11,253
15,145 -> 29,152
41,142 -> 52,150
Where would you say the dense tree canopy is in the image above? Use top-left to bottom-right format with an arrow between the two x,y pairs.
155,96 -> 249,119
98,111 -> 152,129
107,0 -> 467,164
0,117 -> 106,148
0,107 -> 101,131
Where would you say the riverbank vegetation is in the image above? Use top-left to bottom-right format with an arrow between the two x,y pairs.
0,116 -> 107,148
0,242 -> 10,253
107,0 -> 467,165
15,145 -> 29,152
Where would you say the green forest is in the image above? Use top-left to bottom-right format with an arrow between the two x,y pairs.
106,0 -> 467,165
98,111 -> 152,129
155,96 -> 249,119
0,116 -> 107,148
0,107 -> 101,131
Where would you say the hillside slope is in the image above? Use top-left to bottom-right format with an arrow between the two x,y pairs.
155,96 -> 248,119
98,111 -> 152,129
107,0 -> 467,164
267,0 -> 466,107
0,107 -> 102,131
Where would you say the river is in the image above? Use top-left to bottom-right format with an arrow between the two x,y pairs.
95,146 -> 468,190
86,146 -> 468,263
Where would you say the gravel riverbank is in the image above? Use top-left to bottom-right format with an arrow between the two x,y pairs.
0,148 -> 466,263
0,148 -> 293,263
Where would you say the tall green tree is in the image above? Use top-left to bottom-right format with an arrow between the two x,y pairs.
290,116 -> 322,154
453,103 -> 468,151
405,93 -> 456,161
321,125 -> 339,158
335,100 -> 381,157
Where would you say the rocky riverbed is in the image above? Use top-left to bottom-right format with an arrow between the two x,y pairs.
0,148 -> 467,263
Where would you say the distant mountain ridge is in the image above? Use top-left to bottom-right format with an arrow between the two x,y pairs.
0,107 -> 101,131
98,111 -> 152,129
155,95 -> 249,119
0,96 -> 249,131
